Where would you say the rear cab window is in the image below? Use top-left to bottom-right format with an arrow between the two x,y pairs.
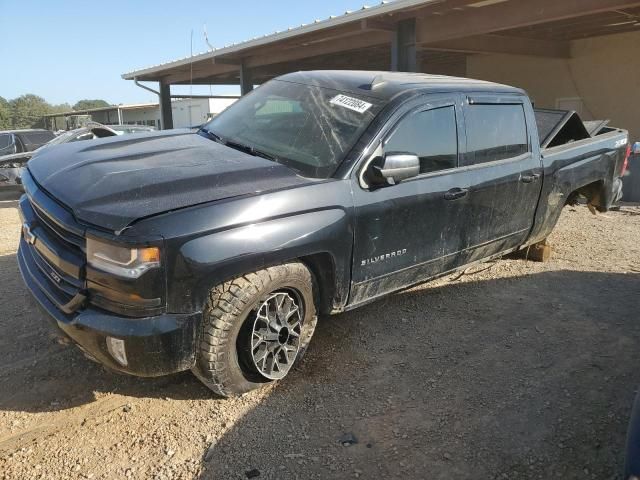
462,99 -> 529,166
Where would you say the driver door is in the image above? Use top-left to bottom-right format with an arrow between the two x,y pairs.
349,95 -> 473,306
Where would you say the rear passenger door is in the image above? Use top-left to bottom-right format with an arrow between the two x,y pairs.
460,96 -> 543,262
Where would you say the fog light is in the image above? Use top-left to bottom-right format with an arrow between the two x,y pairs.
106,337 -> 128,366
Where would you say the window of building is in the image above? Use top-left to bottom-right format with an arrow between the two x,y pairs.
384,106 -> 458,174
464,104 -> 528,165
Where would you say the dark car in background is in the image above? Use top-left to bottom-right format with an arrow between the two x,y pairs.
0,129 -> 55,157
0,124 -> 117,187
0,129 -> 56,187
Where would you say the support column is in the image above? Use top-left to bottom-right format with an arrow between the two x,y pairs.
240,61 -> 254,96
391,19 -> 417,72
159,80 -> 173,130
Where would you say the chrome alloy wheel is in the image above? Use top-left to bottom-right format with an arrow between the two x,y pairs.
250,291 -> 303,380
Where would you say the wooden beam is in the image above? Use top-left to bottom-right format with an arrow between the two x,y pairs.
244,30 -> 392,68
360,18 -> 396,31
162,63 -> 239,84
395,0 -> 483,21
212,57 -> 241,65
423,34 -> 571,58
416,0 -> 640,44
214,22 -> 364,63
215,19 -> 392,64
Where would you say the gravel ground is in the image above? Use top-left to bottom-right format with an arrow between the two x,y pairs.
0,190 -> 639,480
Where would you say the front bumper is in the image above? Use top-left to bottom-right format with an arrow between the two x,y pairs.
18,237 -> 200,377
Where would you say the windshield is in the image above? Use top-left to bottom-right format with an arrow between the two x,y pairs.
200,79 -> 382,178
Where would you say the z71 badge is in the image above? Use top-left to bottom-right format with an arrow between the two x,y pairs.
361,249 -> 408,266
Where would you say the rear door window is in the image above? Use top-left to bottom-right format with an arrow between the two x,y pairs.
384,106 -> 458,174
0,134 -> 12,149
0,134 -> 13,154
20,131 -> 55,151
464,103 -> 528,166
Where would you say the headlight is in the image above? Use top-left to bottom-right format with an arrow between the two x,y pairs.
86,237 -> 160,279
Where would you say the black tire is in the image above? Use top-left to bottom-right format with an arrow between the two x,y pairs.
192,262 -> 317,397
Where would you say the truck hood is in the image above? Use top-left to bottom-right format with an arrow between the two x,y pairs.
27,130 -> 312,233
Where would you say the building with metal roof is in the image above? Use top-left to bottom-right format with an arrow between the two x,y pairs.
42,97 -> 238,131
121,0 -> 640,140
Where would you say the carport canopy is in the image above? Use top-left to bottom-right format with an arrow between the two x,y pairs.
122,0 -> 640,129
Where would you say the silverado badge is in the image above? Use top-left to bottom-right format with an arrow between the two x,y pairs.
361,249 -> 407,266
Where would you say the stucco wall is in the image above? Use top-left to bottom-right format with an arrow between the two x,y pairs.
465,30 -> 640,141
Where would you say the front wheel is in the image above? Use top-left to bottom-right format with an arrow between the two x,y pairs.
192,263 -> 317,397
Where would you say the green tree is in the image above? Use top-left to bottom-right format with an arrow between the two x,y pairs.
49,103 -> 72,114
73,99 -> 110,111
0,96 -> 10,130
9,94 -> 51,129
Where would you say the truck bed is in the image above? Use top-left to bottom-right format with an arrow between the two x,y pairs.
527,110 -> 628,245
534,108 -> 616,149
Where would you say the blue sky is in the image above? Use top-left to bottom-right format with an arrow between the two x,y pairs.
0,0 -> 374,105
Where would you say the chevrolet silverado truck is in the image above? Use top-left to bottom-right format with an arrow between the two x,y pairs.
17,71 -> 630,397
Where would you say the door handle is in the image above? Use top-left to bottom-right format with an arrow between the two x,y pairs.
444,187 -> 468,201
520,173 -> 541,184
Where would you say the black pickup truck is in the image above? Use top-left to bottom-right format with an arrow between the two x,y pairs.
17,71 -> 629,396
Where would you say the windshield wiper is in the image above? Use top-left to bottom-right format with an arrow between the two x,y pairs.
224,140 -> 278,162
199,128 -> 224,144
200,129 -> 279,162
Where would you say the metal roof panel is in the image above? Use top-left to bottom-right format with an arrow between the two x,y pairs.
121,0 -> 437,80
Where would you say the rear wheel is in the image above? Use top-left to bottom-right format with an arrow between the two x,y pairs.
192,263 -> 317,397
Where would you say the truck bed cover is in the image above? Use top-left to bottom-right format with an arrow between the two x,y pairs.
534,108 -> 611,150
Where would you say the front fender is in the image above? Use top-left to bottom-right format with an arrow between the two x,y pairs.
168,208 -> 352,313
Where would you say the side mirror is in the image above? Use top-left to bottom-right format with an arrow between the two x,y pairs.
373,152 -> 420,185
632,142 -> 640,155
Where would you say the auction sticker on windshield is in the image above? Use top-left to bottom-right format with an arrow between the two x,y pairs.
330,94 -> 373,114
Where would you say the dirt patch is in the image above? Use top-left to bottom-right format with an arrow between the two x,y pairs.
0,193 -> 639,480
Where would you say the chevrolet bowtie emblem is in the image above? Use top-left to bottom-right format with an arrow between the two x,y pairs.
22,223 -> 36,245
49,270 -> 62,283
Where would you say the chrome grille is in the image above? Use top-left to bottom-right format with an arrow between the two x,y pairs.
30,200 -> 84,250
25,197 -> 86,311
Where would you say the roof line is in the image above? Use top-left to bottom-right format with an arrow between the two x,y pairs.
121,0 -> 436,80
42,103 -> 159,117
